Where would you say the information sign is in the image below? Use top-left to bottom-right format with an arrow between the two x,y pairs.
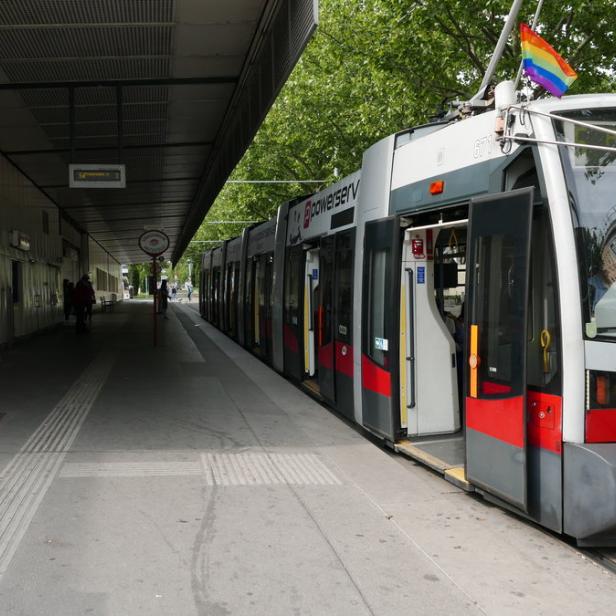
417,266 -> 425,284
139,230 -> 170,257
69,164 -> 126,189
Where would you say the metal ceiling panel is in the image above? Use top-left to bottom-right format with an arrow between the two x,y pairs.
0,27 -> 174,59
2,58 -> 172,82
0,0 -> 318,264
0,1 -> 175,25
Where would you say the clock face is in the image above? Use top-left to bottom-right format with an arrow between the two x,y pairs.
139,230 -> 170,256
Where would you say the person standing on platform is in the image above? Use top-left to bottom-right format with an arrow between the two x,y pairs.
73,274 -> 91,333
185,279 -> 193,302
84,275 -> 96,326
159,280 -> 170,319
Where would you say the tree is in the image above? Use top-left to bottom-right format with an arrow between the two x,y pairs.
189,0 -> 616,250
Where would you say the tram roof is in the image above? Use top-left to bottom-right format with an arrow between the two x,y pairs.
0,1 -> 317,264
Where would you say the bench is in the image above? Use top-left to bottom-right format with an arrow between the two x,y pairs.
101,293 -> 117,312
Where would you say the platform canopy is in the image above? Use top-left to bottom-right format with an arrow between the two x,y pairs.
0,0 -> 318,263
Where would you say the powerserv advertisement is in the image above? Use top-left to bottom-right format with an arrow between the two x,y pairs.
287,171 -> 361,246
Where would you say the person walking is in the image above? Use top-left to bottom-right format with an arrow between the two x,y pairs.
185,279 -> 193,302
159,279 -> 170,319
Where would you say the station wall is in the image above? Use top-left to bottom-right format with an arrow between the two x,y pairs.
0,154 -> 120,345
87,237 -> 121,305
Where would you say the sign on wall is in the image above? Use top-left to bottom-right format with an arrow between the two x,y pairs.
69,164 -> 126,189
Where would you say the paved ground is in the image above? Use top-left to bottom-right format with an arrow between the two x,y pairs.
0,301 -> 614,615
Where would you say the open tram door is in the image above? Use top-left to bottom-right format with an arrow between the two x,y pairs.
303,247 -> 320,393
361,218 -> 402,441
465,187 -> 534,511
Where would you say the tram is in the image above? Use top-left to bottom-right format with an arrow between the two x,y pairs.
200,86 -> 616,546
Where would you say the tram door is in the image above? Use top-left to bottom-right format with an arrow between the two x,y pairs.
211,266 -> 221,327
224,262 -> 233,334
362,218 -> 402,441
465,187 -> 533,511
257,254 -> 274,364
225,262 -> 240,339
283,246 -> 305,381
244,258 -> 255,348
318,236 -> 335,403
253,257 -> 262,349
333,230 -> 355,419
303,249 -> 320,385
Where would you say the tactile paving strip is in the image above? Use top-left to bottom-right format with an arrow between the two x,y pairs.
0,353 -> 114,576
59,452 -> 342,487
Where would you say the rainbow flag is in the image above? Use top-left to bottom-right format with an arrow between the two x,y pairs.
520,23 -> 577,97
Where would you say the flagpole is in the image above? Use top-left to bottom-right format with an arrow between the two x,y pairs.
513,0 -> 546,90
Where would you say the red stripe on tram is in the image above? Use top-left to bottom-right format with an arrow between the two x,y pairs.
318,341 -> 334,370
586,409 -> 616,443
527,391 -> 563,455
466,396 -> 525,448
362,354 -> 391,398
335,341 -> 354,377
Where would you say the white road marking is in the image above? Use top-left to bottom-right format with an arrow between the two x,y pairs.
0,354 -> 114,576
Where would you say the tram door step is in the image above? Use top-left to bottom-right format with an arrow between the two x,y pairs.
303,379 -> 321,396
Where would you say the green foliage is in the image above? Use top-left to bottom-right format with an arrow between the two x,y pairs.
127,263 -> 149,294
190,0 -> 616,251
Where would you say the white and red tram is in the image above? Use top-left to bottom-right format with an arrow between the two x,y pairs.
200,89 -> 616,546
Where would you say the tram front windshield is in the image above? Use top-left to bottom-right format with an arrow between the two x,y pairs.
555,109 -> 616,340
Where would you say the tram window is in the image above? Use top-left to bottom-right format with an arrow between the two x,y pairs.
265,254 -> 274,320
225,263 -> 235,331
475,234 -> 520,394
256,257 -> 265,311
335,232 -> 354,343
284,246 -> 303,327
526,211 -> 562,392
244,260 -> 254,340
230,263 -> 239,335
367,248 -> 390,367
212,266 -> 221,322
554,109 -> 616,340
203,271 -> 209,312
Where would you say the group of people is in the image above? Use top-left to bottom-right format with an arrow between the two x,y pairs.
157,279 -> 193,319
63,274 -> 96,333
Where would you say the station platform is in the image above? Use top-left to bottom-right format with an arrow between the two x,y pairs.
0,301 -> 615,615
